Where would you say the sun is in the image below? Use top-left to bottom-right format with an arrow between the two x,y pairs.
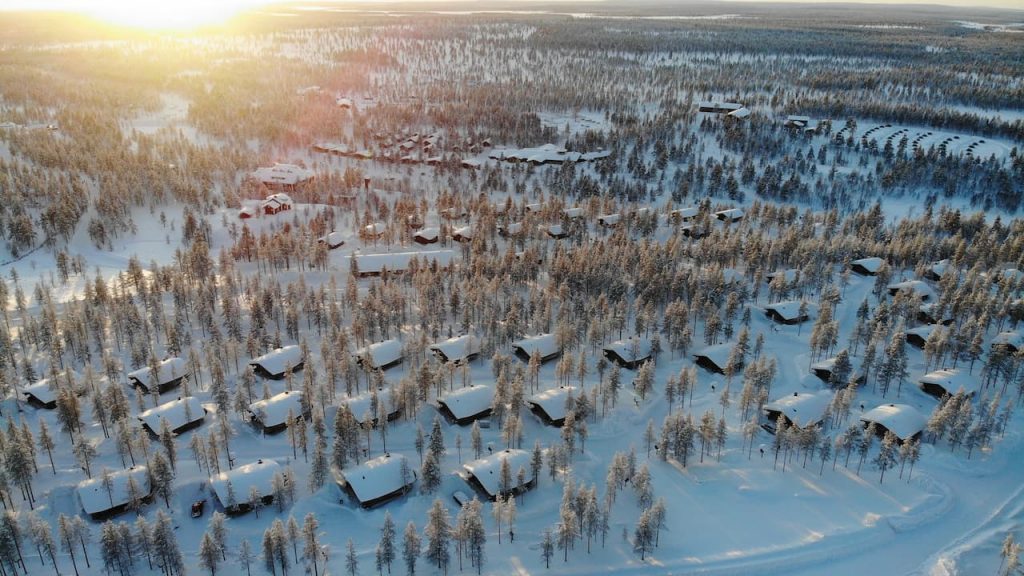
79,0 -> 264,31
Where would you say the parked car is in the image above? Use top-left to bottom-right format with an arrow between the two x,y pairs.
191,499 -> 206,518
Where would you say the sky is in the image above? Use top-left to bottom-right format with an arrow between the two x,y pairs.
1,0 -> 1021,28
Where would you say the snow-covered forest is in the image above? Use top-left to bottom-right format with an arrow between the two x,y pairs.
0,2 -> 1023,575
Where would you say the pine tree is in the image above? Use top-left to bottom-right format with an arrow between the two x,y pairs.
424,498 -> 452,574
420,451 -> 441,494
541,529 -> 554,569
238,538 -> 255,576
346,538 -> 359,576
152,510 -> 184,576
158,418 -> 177,471
38,419 -> 56,474
634,507 -> 655,560
378,511 -> 396,575
151,451 -> 175,508
402,521 -> 420,575
199,532 -> 220,575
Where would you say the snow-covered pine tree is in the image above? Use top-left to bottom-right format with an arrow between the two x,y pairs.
424,498 -> 452,574
403,521 -> 420,575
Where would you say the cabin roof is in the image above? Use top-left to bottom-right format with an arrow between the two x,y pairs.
438,385 -> 494,420
860,404 -> 926,440
340,453 -> 413,503
463,449 -> 531,497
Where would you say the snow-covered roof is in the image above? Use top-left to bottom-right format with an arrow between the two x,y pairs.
527,386 -> 577,422
860,404 -> 926,440
430,334 -> 480,364
714,208 -> 744,221
919,368 -> 981,396
210,459 -> 280,507
763,392 -> 832,428
906,325 -> 940,341
248,390 -> 305,428
486,144 -> 607,165
511,334 -> 560,359
525,203 -> 543,212
340,453 -> 413,504
786,115 -> 812,124
993,331 -> 1023,350
251,163 -> 314,186
727,107 -> 751,119
342,387 -> 399,424
414,228 -> 439,242
355,339 -> 403,369
603,337 -> 652,364
137,397 -> 205,432
695,342 -> 733,368
672,207 -> 699,220
767,268 -> 800,283
764,300 -> 807,321
453,225 -> 474,240
127,357 -> 189,389
463,449 -> 530,497
699,101 -> 743,111
319,231 -> 345,247
500,222 -> 523,235
929,259 -> 951,278
78,466 -> 149,516
364,222 -> 386,237
351,250 -> 456,275
851,257 -> 885,274
918,303 -> 952,323
250,345 -> 303,377
23,380 -> 60,404
546,224 -> 565,237
888,280 -> 936,301
563,207 -> 584,219
262,193 -> 293,208
996,268 -> 1024,283
438,385 -> 494,420
598,213 -> 621,226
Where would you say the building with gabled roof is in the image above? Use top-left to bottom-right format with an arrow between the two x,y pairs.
251,163 -> 314,188
602,337 -> 652,370
413,227 -> 440,245
764,300 -> 809,325
993,331 -> 1022,353
906,325 -> 940,349
248,390 -> 307,434
511,334 -> 561,363
22,370 -> 82,409
714,208 -> 744,222
351,250 -> 455,278
437,385 -> 493,425
850,257 -> 885,276
860,404 -> 926,442
887,280 -> 936,303
462,449 -> 534,500
355,339 -> 404,371
694,342 -> 735,375
338,453 -> 415,508
527,386 -> 577,427
137,397 -> 206,437
430,334 -> 480,365
77,466 -> 151,520
318,231 -> 345,249
341,387 -> 401,427
127,357 -> 190,394
249,345 -> 304,379
761,391 -> 832,434
918,368 -> 981,399
210,459 -> 280,515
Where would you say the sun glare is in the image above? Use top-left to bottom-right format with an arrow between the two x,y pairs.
79,0 -> 264,31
